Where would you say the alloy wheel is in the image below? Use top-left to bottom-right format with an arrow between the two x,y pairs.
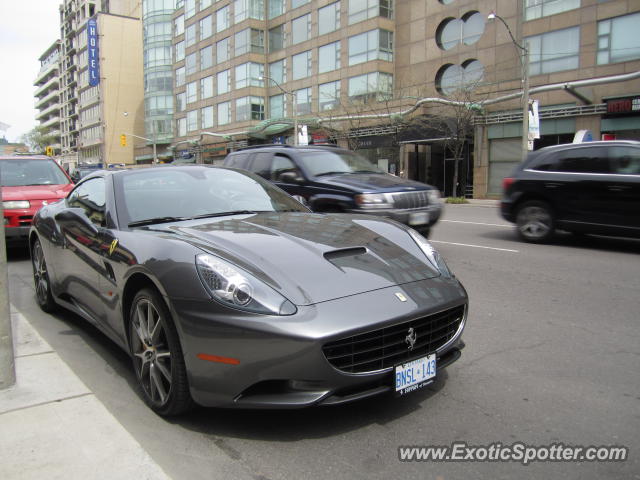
517,204 -> 553,241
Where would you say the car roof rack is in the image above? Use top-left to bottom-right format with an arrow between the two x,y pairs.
236,143 -> 340,151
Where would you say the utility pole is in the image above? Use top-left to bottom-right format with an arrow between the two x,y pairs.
0,196 -> 16,390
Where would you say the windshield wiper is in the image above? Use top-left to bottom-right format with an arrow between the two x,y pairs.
189,210 -> 268,219
128,216 -> 190,227
352,170 -> 380,174
315,171 -> 350,177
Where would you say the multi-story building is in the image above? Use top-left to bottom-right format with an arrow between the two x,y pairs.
34,41 -> 62,157
170,0 -> 640,197
59,0 -> 144,168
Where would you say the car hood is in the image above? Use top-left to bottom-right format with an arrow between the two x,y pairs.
154,213 -> 441,306
2,184 -> 72,201
315,173 -> 431,192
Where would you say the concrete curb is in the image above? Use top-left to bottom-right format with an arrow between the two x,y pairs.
0,309 -> 171,480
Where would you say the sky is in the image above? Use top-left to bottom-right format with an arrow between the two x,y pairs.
0,1 -> 62,143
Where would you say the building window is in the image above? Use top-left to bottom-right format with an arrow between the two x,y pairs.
200,15 -> 212,40
235,28 -> 264,56
319,41 -> 341,73
177,117 -> 187,136
200,75 -> 213,98
269,0 -> 285,19
175,66 -> 186,86
436,12 -> 485,50
185,52 -> 197,75
236,96 -> 265,121
292,50 -> 312,80
292,0 -> 310,8
234,0 -> 264,23
236,62 -> 264,89
201,105 -> 214,128
269,59 -> 286,84
174,14 -> 185,35
218,101 -> 231,125
216,5 -> 230,32
348,0 -> 393,25
200,45 -> 213,70
435,60 -> 484,96
348,29 -> 392,65
269,24 -> 285,52
185,0 -> 196,19
217,37 -> 230,63
145,46 -> 171,69
176,92 -> 186,112
269,94 -> 285,118
295,87 -> 312,115
292,14 -> 311,44
319,80 -> 341,111
185,24 -> 196,47
525,0 -> 580,21
201,0 -> 212,9
597,12 -> 640,65
186,81 -> 198,103
526,27 -> 580,75
319,1 -> 340,35
217,69 -> 230,94
175,40 -> 185,61
187,110 -> 198,131
348,72 -> 393,102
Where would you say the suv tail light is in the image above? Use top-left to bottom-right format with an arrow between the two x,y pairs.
502,177 -> 515,192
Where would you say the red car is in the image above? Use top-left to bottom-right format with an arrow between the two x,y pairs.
1,155 -> 74,242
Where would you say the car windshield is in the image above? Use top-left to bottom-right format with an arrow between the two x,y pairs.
0,159 -> 70,187
119,167 -> 309,225
296,150 -> 382,177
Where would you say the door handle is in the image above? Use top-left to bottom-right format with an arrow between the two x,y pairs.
608,185 -> 631,192
544,182 -> 562,188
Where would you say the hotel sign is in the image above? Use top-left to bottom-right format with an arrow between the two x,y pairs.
88,19 -> 100,86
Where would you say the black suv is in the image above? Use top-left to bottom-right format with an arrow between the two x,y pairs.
223,144 -> 443,235
501,140 -> 640,242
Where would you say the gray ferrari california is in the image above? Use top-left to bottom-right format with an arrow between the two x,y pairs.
30,165 -> 467,416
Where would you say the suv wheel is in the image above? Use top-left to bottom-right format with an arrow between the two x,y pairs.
515,201 -> 555,243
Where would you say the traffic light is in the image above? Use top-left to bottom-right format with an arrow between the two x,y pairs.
120,134 -> 127,147
45,146 -> 54,156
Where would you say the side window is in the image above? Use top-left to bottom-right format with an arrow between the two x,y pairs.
609,146 -> 640,175
554,148 -> 610,174
225,153 -> 250,169
67,178 -> 106,227
249,152 -> 273,178
270,155 -> 299,181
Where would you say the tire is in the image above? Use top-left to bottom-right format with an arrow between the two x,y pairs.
515,200 -> 555,243
128,288 -> 194,416
31,239 -> 57,313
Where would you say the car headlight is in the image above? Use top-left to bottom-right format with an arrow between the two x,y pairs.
354,193 -> 392,209
196,254 -> 296,315
3,200 -> 30,209
426,189 -> 442,204
407,229 -> 453,278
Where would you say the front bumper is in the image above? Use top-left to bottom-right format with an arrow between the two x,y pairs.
4,225 -> 31,240
347,204 -> 443,229
170,277 -> 467,408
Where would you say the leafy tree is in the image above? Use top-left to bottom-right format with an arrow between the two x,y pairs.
20,126 -> 57,154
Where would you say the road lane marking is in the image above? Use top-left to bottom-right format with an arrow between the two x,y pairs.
430,240 -> 519,253
441,220 -> 512,228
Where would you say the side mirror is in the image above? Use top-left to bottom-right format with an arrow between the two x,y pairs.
279,171 -> 304,184
55,208 -> 99,236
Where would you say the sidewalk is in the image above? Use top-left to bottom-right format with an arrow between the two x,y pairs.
451,199 -> 500,207
0,308 -> 171,480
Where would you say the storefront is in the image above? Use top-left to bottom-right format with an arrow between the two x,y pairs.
601,95 -> 640,141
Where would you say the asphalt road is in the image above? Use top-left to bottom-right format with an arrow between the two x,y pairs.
6,204 -> 640,480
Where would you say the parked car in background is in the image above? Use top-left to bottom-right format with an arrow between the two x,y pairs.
223,145 -> 443,236
501,140 -> 640,242
1,155 -> 73,243
30,165 -> 467,416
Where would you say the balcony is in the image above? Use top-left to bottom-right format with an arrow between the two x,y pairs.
40,116 -> 61,129
34,77 -> 60,97
34,63 -> 59,86
35,91 -> 60,110
36,104 -> 61,121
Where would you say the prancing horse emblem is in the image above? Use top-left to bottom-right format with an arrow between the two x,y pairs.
405,328 -> 417,350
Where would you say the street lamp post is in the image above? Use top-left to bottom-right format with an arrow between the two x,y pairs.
259,75 -> 298,145
123,112 -> 158,163
488,11 -> 530,161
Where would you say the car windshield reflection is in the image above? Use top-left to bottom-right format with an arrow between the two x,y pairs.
297,151 -> 383,177
0,159 -> 71,187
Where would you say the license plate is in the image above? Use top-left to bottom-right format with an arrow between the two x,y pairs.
395,354 -> 436,395
409,212 -> 429,226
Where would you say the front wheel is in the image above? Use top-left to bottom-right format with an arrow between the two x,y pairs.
129,288 -> 193,416
31,239 -> 57,313
515,200 -> 555,243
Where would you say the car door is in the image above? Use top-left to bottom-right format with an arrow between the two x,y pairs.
57,177 -> 108,323
606,145 -> 640,231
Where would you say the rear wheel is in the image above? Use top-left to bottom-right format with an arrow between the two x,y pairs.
129,288 -> 193,416
31,239 -> 57,313
515,200 -> 555,243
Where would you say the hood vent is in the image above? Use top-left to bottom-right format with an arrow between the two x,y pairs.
323,247 -> 367,262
